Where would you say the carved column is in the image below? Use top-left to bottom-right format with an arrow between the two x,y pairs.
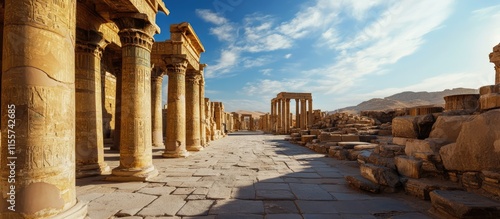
0,0 -> 87,218
186,69 -> 203,151
301,99 -> 307,129
205,98 -> 212,144
490,44 -> 500,84
308,98 -> 313,129
270,99 -> 274,132
295,99 -> 300,128
151,67 -> 164,147
277,99 -> 282,133
112,60 -> 122,151
75,29 -> 110,178
285,99 -> 290,133
199,66 -> 206,146
163,56 -> 189,158
107,16 -> 158,181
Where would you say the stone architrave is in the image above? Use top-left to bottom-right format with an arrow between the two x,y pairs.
151,67 -> 165,147
107,15 -> 158,181
163,55 -> 190,158
0,0 -> 87,218
186,69 -> 203,151
75,29 -> 110,178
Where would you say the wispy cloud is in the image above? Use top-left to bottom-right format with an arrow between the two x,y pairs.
260,69 -> 273,76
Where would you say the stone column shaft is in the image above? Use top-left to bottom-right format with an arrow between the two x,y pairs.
277,99 -> 282,133
186,70 -> 203,151
308,99 -> 313,129
199,73 -> 206,146
295,99 -> 300,128
112,66 -> 122,151
301,99 -> 307,129
75,30 -> 110,178
151,68 -> 164,147
108,17 -> 158,181
163,56 -> 189,158
0,0 -> 87,218
285,99 -> 290,133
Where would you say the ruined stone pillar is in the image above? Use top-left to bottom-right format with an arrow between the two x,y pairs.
112,62 -> 122,151
186,69 -> 203,151
308,99 -> 313,129
75,29 -> 110,178
295,99 -> 300,128
108,16 -> 158,181
163,56 -> 189,158
277,99 -> 282,133
151,68 -> 164,147
204,98 -> 212,144
301,99 -> 307,129
199,67 -> 206,146
285,99 -> 290,133
270,99 -> 275,132
490,44 -> 500,85
0,0 -> 87,217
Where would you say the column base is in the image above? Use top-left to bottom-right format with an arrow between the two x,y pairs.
152,143 -> 165,147
162,150 -> 190,158
52,201 -> 88,219
106,165 -> 158,182
76,162 -> 111,178
187,145 -> 204,151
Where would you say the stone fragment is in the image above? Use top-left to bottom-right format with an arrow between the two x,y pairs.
360,164 -> 400,187
392,115 -> 435,139
392,137 -> 408,146
429,190 -> 500,219
482,170 -> 500,196
395,156 -> 423,179
404,178 -> 462,200
428,115 -> 471,143
341,135 -> 360,142
301,135 -> 316,144
405,138 -> 447,157
345,175 -> 380,193
440,109 -> 500,171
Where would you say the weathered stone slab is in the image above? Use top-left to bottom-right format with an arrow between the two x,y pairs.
429,190 -> 500,219
392,137 -> 408,146
177,200 -> 215,216
264,201 -> 299,214
354,144 -> 378,150
482,170 -> 500,196
256,190 -> 295,200
341,135 -> 360,142
319,133 -> 342,142
395,156 -> 423,179
392,115 -> 435,139
345,175 -> 381,194
88,192 -> 157,219
429,115 -> 471,143
440,109 -> 500,171
301,135 -> 316,144
289,183 -> 334,200
404,178 -> 462,200
137,195 -> 186,216
338,141 -> 370,149
360,164 -> 400,187
209,200 -> 265,214
405,138 -> 447,157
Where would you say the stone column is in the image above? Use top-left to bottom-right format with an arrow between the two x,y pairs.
163,56 -> 189,157
301,99 -> 307,129
285,99 -> 290,134
186,69 -> 203,151
75,29 -> 110,178
295,99 -> 300,128
277,99 -> 282,133
199,66 -> 206,146
151,67 -> 164,147
270,99 -> 275,132
308,99 -> 313,129
108,16 -> 158,181
0,0 -> 87,218
112,61 -> 122,151
204,98 -> 211,144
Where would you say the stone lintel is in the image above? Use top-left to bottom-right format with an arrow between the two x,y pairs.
170,22 -> 205,56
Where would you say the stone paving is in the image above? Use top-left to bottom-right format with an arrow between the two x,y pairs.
77,131 -> 436,219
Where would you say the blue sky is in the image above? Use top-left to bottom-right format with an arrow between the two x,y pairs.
155,0 -> 500,113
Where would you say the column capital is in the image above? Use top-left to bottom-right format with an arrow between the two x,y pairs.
76,28 -> 108,58
163,55 -> 188,76
112,14 -> 158,51
186,69 -> 202,85
152,66 -> 165,79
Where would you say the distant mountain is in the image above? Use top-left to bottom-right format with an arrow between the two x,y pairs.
335,88 -> 478,113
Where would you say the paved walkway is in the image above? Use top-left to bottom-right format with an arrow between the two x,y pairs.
77,131 -> 435,219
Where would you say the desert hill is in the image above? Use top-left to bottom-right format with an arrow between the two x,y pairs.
335,88 -> 478,114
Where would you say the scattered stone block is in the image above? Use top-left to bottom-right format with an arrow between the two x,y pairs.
395,156 -> 423,179
404,178 -> 462,200
392,137 -> 408,146
353,143 -> 378,150
405,138 -> 447,157
319,133 -> 342,142
366,153 -> 396,169
440,109 -> 500,171
482,171 -> 500,196
301,135 -> 316,144
341,135 -> 360,142
338,141 -> 370,149
429,190 -> 500,219
360,163 -> 400,187
462,172 -> 482,189
392,114 -> 435,139
429,115 -> 471,143
345,175 -> 380,193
